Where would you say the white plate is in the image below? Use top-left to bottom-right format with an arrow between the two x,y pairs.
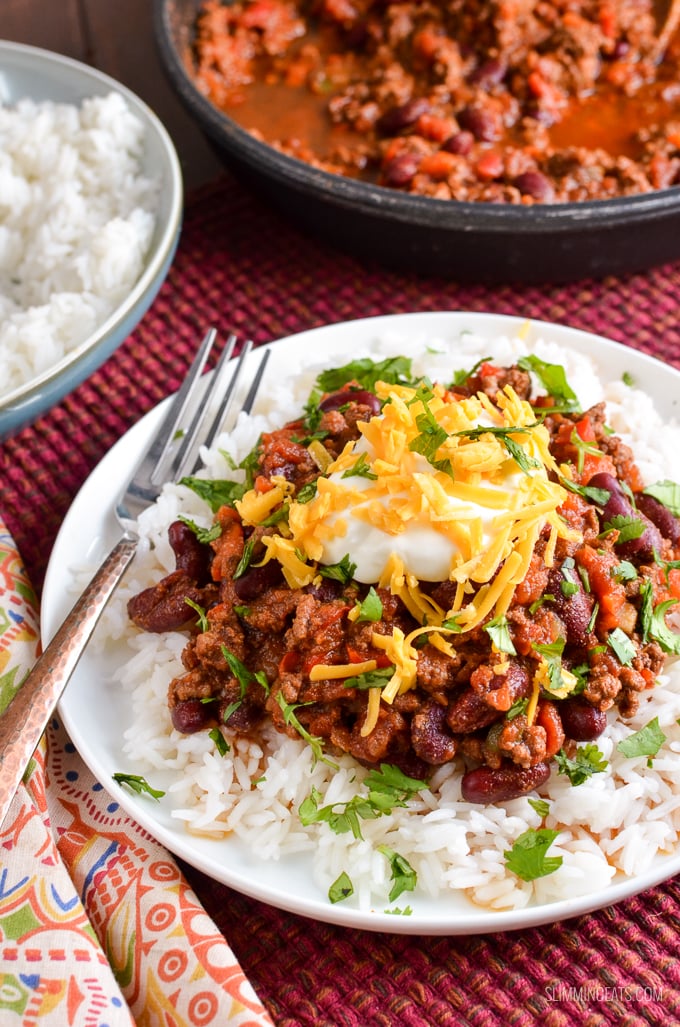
44,311 -> 680,935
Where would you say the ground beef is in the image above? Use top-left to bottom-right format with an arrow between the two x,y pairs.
128,361 -> 680,802
193,0 -> 680,203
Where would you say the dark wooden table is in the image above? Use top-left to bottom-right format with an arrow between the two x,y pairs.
2,0 -> 222,191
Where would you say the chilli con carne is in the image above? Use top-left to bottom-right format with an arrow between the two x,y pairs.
191,0 -> 680,203
127,355 -> 680,804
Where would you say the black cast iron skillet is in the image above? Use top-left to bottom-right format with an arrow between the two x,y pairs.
154,0 -> 680,284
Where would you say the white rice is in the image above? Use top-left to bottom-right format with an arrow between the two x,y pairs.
0,92 -> 158,397
99,327 -> 680,912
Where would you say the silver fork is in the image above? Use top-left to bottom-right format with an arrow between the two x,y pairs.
0,328 -> 269,826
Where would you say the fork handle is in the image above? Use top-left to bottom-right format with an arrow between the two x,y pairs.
0,535 -> 138,826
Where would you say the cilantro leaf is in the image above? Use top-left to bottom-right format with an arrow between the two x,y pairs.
179,476 -> 248,512
112,772 -> 165,800
209,727 -> 230,756
277,694 -> 337,768
328,871 -> 354,904
504,828 -> 563,881
184,597 -> 209,633
178,515 -> 222,543
643,480 -> 680,517
607,627 -> 637,667
555,744 -> 608,785
354,587 -> 383,623
453,424 -> 541,474
528,797 -> 550,818
640,581 -> 680,655
377,845 -> 418,902
601,514 -> 646,545
517,355 -> 581,414
342,452 -> 377,480
343,666 -> 394,690
316,356 -> 413,392
617,717 -> 666,763
558,475 -> 611,507
319,554 -> 357,584
484,614 -> 517,655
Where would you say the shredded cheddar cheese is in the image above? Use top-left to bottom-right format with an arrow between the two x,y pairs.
234,376 -> 584,722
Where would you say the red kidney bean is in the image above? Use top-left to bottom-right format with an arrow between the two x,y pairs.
168,519 -> 212,581
457,105 -> 498,141
547,563 -> 594,648
376,97 -> 431,135
411,699 -> 457,764
461,761 -> 551,803
127,572 -> 209,632
442,130 -> 474,155
382,151 -> 421,187
513,170 -> 555,203
635,493 -> 680,545
171,698 -> 211,734
446,689 -> 504,733
469,58 -> 507,87
559,697 -> 607,741
319,388 -> 381,414
588,472 -> 664,560
234,560 -> 283,602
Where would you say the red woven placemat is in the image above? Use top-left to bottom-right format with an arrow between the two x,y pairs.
2,172 -> 680,1026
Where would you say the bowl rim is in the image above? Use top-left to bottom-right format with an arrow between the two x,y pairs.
0,40 -> 184,416
154,0 -> 680,234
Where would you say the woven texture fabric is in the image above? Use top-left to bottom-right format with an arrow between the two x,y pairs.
2,172 -> 680,1027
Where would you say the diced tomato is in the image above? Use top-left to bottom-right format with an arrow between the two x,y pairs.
278,651 -> 300,674
536,700 -> 565,757
419,150 -> 459,179
575,545 -> 626,633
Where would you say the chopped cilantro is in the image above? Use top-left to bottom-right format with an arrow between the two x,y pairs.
319,554 -> 357,584
639,581 -> 680,655
555,744 -> 608,785
528,797 -> 550,818
454,424 -> 541,474
328,871 -> 354,904
209,727 -> 230,756
616,717 -> 666,765
643,479 -> 680,516
607,627 -> 637,667
532,637 -> 569,692
611,560 -> 638,583
299,764 -> 425,839
622,371 -> 635,386
484,614 -> 517,655
560,557 -> 580,598
179,476 -> 248,512
354,587 -> 383,623
384,906 -> 414,916
506,697 -> 529,720
529,594 -> 555,614
569,429 -> 602,475
178,515 -> 222,543
377,846 -> 418,902
517,355 -> 581,414
558,475 -> 611,507
296,480 -> 318,504
600,514 -> 646,545
504,828 -> 563,881
233,537 -> 257,579
342,452 -> 377,480
112,772 -> 165,800
184,597 -> 209,633
408,383 -> 453,476
316,356 -> 413,392
277,694 -> 337,768
343,666 -> 394,690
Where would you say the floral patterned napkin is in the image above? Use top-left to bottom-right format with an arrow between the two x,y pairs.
0,516 -> 273,1027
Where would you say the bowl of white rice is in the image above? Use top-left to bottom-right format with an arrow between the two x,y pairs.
0,41 -> 183,439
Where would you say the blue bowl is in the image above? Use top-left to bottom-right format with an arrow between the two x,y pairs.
0,42 -> 184,439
